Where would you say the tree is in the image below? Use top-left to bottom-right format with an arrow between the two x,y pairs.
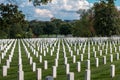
0,3 -> 27,38
59,23 -> 72,36
43,21 -> 55,36
26,28 -> 33,38
29,20 -> 45,37
72,9 -> 93,37
93,0 -> 120,36
51,18 -> 63,37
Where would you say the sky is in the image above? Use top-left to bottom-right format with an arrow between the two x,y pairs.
0,0 -> 120,21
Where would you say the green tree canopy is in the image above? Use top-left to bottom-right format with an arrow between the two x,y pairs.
59,22 -> 72,36
0,3 -> 28,38
93,0 -> 120,36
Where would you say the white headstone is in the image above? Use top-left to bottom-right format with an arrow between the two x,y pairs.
110,64 -> 115,78
95,58 -> 99,67
30,57 -> 33,65
44,60 -> 48,70
56,53 -> 59,59
0,56 -> 1,64
53,66 -> 57,78
93,46 -> 95,51
19,58 -> 22,65
55,59 -> 58,67
3,66 -> 7,77
6,60 -> 10,68
70,51 -> 73,57
73,56 -> 76,63
32,62 -> 36,72
110,48 -> 112,53
114,47 -> 117,52
44,50 -> 46,56
105,49 -> 107,55
98,46 -> 100,51
77,62 -> 81,72
66,64 -> 70,74
18,71 -> 24,80
9,55 -> 12,62
88,53 -> 90,59
64,57 -> 68,65
36,51 -> 38,57
110,54 -> 113,63
67,72 -> 74,80
100,50 -> 102,56
86,60 -> 90,70
94,51 -> 96,58
116,53 -> 119,60
77,49 -> 79,55
39,55 -> 42,63
80,54 -> 83,61
37,68 -> 42,80
51,50 -> 53,56
19,64 -> 23,71
85,69 -> 91,80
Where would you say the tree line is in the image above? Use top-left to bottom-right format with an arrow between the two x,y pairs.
29,19 -> 72,37
0,0 -> 120,38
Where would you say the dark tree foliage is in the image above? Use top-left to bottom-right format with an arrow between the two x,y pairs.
59,23 -> 72,36
72,9 -> 94,37
94,0 -> 120,36
29,20 -> 45,37
0,3 -> 28,38
43,21 -> 55,36
29,19 -> 72,37
51,19 -> 63,36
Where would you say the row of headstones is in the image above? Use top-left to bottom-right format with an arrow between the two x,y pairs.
25,38 -> 57,53
65,37 -> 120,45
63,51 -> 119,67
0,39 -> 13,51
62,39 -> 120,63
41,62 -> 116,80
0,40 -> 15,61
23,38 -> 61,60
26,38 -> 120,60
24,39 -> 58,57
66,40 -> 119,55
25,39 -> 119,68
18,40 -> 24,80
64,38 -> 120,54
2,40 -> 17,77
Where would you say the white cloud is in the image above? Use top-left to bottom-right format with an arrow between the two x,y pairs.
3,0 -> 92,21
50,0 -> 92,11
35,8 -> 53,18
117,6 -> 120,10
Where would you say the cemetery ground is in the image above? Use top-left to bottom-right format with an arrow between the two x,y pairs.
1,38 -> 120,80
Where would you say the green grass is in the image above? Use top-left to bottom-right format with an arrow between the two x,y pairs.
0,38 -> 120,80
